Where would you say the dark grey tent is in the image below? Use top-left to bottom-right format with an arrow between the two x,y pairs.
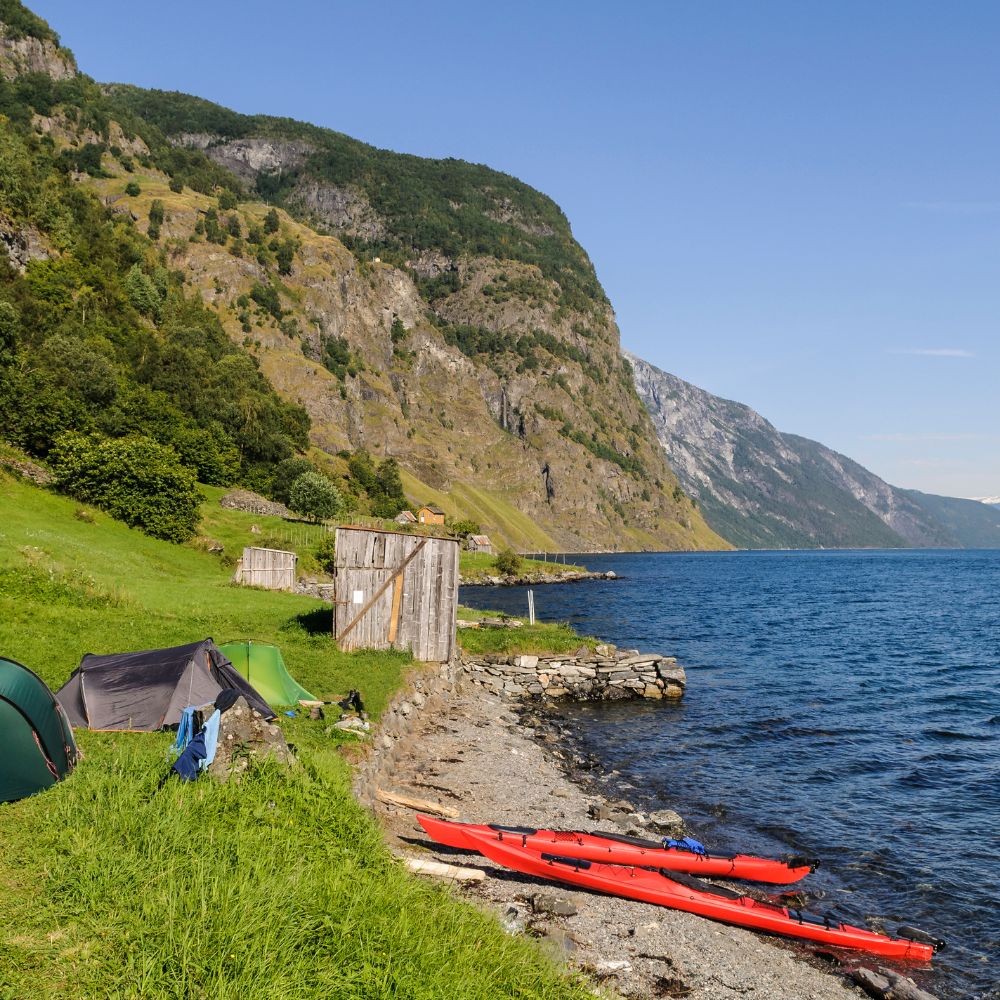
56,639 -> 274,731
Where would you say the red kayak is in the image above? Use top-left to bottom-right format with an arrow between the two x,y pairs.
418,815 -> 817,884
457,827 -> 942,961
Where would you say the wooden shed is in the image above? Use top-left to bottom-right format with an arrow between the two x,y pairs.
467,534 -> 494,554
333,527 -> 459,661
232,546 -> 297,592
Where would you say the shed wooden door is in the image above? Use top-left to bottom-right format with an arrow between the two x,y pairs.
334,528 -> 459,661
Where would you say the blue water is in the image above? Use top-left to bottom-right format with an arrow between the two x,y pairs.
461,550 -> 1000,999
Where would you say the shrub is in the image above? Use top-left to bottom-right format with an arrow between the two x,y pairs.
49,432 -> 201,542
450,518 -> 480,539
217,189 -> 238,210
124,180 -> 140,196
493,547 -> 522,576
314,533 -> 337,574
264,208 -> 280,234
288,471 -> 342,522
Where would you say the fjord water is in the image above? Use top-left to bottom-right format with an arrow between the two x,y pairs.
461,550 -> 1000,999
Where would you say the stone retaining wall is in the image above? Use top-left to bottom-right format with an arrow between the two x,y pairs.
463,643 -> 685,701
353,657 -> 463,810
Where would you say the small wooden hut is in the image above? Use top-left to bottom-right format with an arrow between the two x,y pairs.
333,526 -> 459,661
232,546 -> 297,592
467,534 -> 494,554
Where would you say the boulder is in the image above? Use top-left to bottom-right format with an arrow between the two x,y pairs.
648,808 -> 685,838
206,697 -> 296,782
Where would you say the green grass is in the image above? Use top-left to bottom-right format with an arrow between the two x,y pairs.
0,471 -> 590,999
456,607 -> 596,657
458,550 -> 587,581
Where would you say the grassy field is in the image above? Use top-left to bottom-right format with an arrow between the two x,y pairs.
456,607 -> 597,657
0,472 -> 589,1000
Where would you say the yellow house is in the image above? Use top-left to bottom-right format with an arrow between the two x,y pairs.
417,505 -> 445,526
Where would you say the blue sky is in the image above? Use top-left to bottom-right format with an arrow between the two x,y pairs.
33,1 -> 999,497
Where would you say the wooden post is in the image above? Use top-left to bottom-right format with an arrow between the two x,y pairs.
527,589 -> 535,625
387,573 -> 404,643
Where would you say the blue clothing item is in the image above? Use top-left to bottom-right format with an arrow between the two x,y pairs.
200,710 -> 221,771
664,836 -> 707,855
172,706 -> 196,756
171,730 -> 208,781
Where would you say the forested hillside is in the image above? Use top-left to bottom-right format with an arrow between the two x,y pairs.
0,1 -> 724,551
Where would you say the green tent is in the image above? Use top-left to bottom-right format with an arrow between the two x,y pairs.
218,640 -> 316,707
1,657 -> 79,803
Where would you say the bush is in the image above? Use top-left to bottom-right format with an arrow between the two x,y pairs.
493,547 -> 522,576
49,432 -> 201,542
124,180 -> 140,196
314,533 -> 337,574
450,518 -> 480,539
289,471 -> 342,522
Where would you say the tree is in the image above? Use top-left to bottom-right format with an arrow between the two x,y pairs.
0,301 -> 20,368
493,548 -> 522,576
217,189 -> 238,210
147,199 -> 164,240
49,432 -> 201,542
450,518 -> 480,539
289,471 -> 342,522
264,208 -> 280,234
275,240 -> 294,275
270,456 -> 314,505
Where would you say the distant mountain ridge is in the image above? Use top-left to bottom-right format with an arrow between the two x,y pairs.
626,353 -> 1000,549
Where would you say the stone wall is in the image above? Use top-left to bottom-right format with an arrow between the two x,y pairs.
462,643 -> 685,701
353,657 -> 463,810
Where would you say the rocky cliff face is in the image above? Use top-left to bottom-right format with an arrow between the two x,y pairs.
626,352 -> 970,548
0,20 -> 75,80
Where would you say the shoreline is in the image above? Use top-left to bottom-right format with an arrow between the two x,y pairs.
357,665 -> 886,1000
459,569 -> 619,587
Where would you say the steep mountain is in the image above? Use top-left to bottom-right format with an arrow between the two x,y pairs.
902,491 -> 1000,548
0,1 -> 725,552
626,352 -> 997,549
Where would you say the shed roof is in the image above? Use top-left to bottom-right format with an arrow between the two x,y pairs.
470,534 -> 492,545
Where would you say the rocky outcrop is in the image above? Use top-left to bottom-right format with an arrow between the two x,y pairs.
0,214 -> 49,274
219,489 -> 291,519
627,352 -> 960,549
463,645 -> 686,701
0,27 -> 76,81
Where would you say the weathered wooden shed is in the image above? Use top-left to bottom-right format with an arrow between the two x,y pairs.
333,527 -> 459,661
232,546 -> 297,592
467,534 -> 494,554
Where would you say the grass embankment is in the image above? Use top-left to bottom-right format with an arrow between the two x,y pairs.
458,551 -> 587,583
456,607 -> 597,657
0,473 -> 588,1000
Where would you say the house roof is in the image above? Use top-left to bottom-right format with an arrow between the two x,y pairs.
419,505 -> 445,515
394,510 -> 417,521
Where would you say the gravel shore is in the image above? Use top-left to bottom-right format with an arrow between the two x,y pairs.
372,686 -> 872,1000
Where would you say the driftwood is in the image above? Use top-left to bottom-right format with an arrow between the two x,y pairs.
849,968 -> 941,1000
403,857 -> 485,882
375,787 -> 460,818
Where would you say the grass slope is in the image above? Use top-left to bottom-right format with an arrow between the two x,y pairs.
0,471 -> 587,1000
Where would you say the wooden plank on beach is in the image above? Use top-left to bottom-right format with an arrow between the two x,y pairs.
375,788 -> 460,818
403,858 -> 485,882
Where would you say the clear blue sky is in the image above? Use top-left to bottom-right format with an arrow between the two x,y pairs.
33,0 -> 1000,497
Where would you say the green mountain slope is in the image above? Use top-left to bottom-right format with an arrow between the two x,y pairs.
903,490 -> 1000,548
0,1 -> 726,551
